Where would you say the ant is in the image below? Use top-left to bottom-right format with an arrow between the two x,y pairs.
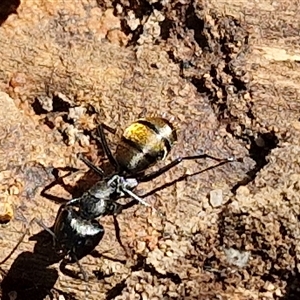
0,117 -> 237,281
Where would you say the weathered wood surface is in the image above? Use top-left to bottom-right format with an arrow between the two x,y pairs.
0,0 -> 299,299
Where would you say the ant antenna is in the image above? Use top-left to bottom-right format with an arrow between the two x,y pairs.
121,187 -> 163,216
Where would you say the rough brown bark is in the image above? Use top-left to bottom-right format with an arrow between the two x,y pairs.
0,0 -> 299,299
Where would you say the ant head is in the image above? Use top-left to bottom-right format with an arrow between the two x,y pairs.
107,175 -> 138,194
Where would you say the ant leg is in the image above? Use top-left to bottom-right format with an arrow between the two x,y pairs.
106,201 -> 125,216
78,153 -> 104,177
138,154 -> 235,183
65,197 -> 81,207
60,256 -> 89,282
121,159 -> 234,214
74,254 -> 89,282
35,219 -> 56,240
113,215 -> 128,255
97,124 -> 120,171
41,168 -> 79,203
141,159 -> 235,198
100,123 -> 117,135
0,218 -> 54,265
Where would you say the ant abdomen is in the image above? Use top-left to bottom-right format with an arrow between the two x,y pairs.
115,117 -> 177,174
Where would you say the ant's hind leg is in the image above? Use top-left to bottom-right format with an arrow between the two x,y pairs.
0,217 -> 54,265
74,255 -> 89,282
34,218 -> 56,239
60,255 -> 91,298
60,255 -> 89,282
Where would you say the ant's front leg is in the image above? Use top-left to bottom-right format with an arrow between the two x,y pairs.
137,154 -> 235,183
78,154 -> 105,177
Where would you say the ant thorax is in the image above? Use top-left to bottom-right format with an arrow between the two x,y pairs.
75,175 -> 139,220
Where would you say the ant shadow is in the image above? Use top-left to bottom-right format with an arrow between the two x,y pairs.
0,223 -> 125,300
1,229 -> 65,300
1,119 -> 234,299
0,158 -> 129,299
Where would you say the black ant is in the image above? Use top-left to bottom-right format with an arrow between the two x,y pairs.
0,117 -> 237,281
